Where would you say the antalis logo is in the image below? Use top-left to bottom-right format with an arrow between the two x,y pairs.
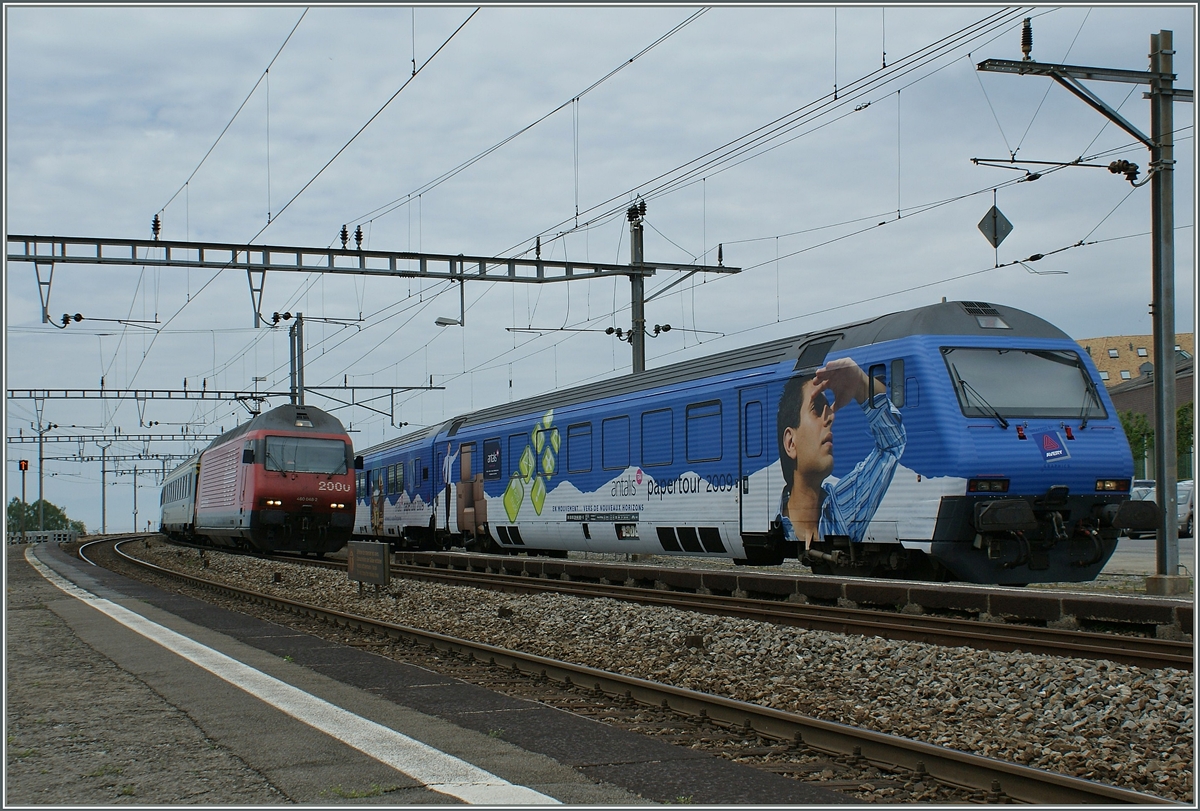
1035,431 -> 1070,463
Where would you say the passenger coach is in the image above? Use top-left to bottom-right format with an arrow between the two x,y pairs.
353,301 -> 1154,584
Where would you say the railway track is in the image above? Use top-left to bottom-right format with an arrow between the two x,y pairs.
91,538 -> 1176,805
267,550 -> 1192,671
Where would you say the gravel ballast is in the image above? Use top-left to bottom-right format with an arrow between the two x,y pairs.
135,542 -> 1194,803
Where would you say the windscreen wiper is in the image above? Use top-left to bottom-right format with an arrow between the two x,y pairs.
951,363 -> 1009,429
1078,370 -> 1102,429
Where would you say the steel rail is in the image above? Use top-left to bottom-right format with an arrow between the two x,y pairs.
272,553 -> 1192,671
111,540 -> 1177,805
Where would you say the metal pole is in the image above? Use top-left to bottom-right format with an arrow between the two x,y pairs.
100,443 -> 108,534
21,467 -> 27,543
1149,30 -> 1179,583
37,426 -> 44,531
289,320 -> 298,405
296,312 -> 305,406
132,465 -> 138,534
630,218 -> 646,374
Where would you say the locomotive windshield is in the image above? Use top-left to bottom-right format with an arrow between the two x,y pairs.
941,347 -> 1107,420
264,436 -> 349,474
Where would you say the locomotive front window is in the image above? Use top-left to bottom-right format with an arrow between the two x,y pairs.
941,347 -> 1107,420
264,437 -> 349,474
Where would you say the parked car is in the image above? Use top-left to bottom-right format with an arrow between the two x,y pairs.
1178,480 -> 1194,538
1123,480 -> 1193,538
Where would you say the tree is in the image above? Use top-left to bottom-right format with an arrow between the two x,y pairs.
1120,404 -> 1196,479
1177,401 -> 1194,459
1179,401 -> 1195,479
1120,410 -> 1153,469
6,498 -> 86,536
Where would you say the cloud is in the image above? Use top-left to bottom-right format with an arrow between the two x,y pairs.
5,5 -> 1194,531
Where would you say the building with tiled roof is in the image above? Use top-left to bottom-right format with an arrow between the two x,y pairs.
1080,334 -> 1195,480
1075,333 -> 1194,387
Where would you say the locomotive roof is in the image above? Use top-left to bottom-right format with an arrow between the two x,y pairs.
363,300 -> 1069,449
204,403 -> 348,450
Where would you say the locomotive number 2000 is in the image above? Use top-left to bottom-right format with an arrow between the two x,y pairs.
318,481 -> 352,492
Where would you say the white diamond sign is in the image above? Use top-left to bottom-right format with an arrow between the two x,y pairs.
978,205 -> 1013,249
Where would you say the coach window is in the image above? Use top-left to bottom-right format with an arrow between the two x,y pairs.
508,433 -> 528,479
641,408 -> 673,467
567,423 -> 592,473
483,438 -> 502,480
867,364 -> 886,407
460,442 -> 475,483
602,416 -> 630,470
535,427 -> 559,477
890,359 -> 905,408
743,400 -> 763,458
685,401 -> 722,462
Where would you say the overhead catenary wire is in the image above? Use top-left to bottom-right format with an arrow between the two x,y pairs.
516,7 -> 1032,259
157,8 -> 308,218
84,9 -> 477,428
160,5 -> 1031,410
196,7 -> 1051,417
248,8 -> 480,244
343,8 -> 708,229
63,6 -> 1180,446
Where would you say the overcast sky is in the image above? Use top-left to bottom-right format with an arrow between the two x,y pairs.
5,4 -> 1196,533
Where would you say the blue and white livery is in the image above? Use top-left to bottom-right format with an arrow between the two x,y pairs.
353,301 -> 1153,584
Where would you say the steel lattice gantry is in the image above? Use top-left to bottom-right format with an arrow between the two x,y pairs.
6,234 -> 740,327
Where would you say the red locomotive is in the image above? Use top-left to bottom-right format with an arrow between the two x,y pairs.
160,404 -> 359,554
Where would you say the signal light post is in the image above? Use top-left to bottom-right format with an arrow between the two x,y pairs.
19,459 -> 29,543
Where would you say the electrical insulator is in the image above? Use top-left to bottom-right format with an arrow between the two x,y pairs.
340,225 -> 349,249
354,225 -> 363,249
638,199 -> 646,217
535,236 -> 541,259
718,243 -> 723,266
1108,160 -> 1139,182
1021,18 -> 1032,61
152,213 -> 162,241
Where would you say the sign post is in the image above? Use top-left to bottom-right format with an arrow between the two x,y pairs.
347,541 -> 390,594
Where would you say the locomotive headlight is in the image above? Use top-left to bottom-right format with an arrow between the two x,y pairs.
1096,479 -> 1130,492
266,499 -> 282,507
331,502 -> 344,509
968,478 -> 1010,493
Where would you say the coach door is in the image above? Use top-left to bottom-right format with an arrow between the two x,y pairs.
738,385 -> 770,534
435,447 -> 448,531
